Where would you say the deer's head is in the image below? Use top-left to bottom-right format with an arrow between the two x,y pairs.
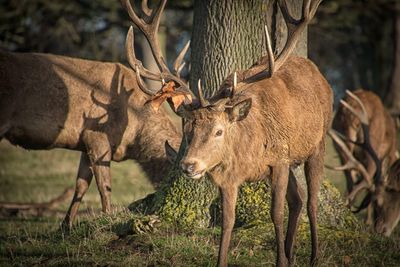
172,0 -> 322,179
178,91 -> 252,179
374,160 -> 400,236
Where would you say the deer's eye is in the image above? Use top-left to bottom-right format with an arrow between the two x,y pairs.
215,129 -> 223,136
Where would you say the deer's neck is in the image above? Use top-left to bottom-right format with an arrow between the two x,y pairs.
129,107 -> 181,185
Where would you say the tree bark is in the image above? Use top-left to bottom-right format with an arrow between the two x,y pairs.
190,0 -> 268,96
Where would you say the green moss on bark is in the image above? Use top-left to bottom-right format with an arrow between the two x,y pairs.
131,169 -> 359,230
129,169 -> 218,228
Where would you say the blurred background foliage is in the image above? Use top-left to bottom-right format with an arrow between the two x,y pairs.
0,0 -> 399,112
309,0 -> 400,110
0,0 -> 192,66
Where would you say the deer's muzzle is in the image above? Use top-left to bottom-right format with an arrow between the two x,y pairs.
180,160 -> 205,179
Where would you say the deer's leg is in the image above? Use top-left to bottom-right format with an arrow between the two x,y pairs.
271,164 -> 290,267
285,169 -> 304,265
83,130 -> 112,214
62,152 -> 93,229
217,184 -> 238,267
304,142 -> 325,266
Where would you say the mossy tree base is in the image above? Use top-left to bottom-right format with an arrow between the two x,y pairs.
129,168 -> 218,228
130,165 -> 360,230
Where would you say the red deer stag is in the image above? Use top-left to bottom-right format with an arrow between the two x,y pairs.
0,0 -> 191,229
167,0 -> 332,266
329,91 -> 400,236
332,89 -> 398,199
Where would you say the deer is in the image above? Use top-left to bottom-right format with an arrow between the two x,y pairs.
331,89 -> 398,200
0,0 -> 192,229
328,91 -> 400,236
161,0 -> 332,266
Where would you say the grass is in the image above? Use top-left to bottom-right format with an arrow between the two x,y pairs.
0,134 -> 399,266
0,140 -> 154,208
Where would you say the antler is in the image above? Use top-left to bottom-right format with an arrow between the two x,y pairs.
327,129 -> 373,206
341,90 -> 383,185
197,79 -> 209,107
122,0 -> 192,96
243,0 -> 322,80
328,90 -> 384,208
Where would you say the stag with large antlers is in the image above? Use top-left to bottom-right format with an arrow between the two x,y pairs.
332,89 -> 398,197
329,90 -> 400,235
164,0 -> 332,266
0,0 -> 190,228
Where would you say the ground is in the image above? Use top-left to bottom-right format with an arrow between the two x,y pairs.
0,135 -> 400,266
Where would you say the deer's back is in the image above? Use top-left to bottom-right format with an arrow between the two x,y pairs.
239,56 -> 333,164
333,89 -> 397,163
0,51 -> 144,150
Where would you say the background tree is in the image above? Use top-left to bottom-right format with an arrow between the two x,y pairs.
309,0 -> 399,108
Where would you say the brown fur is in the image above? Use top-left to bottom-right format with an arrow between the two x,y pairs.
332,89 -> 398,193
0,51 -> 181,228
180,56 -> 333,266
332,89 -> 399,232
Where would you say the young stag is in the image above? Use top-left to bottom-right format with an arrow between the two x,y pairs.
0,0 -> 190,228
332,89 -> 398,196
329,91 -> 400,236
171,0 -> 332,265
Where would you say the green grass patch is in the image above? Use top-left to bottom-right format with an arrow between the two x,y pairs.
0,134 -> 400,266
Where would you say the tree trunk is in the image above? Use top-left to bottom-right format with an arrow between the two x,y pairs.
190,0 -> 268,96
131,0 -> 358,230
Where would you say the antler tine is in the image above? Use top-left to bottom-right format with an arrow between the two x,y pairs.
197,79 -> 209,107
242,0 -> 321,81
231,71 -> 237,97
328,129 -> 372,186
343,90 -> 369,124
341,90 -> 383,185
240,24 -> 275,80
173,40 -> 190,77
125,26 -> 161,82
328,129 -> 374,208
123,0 -> 169,74
135,66 -> 157,95
279,0 -> 303,26
176,62 -> 186,78
265,25 -> 275,77
346,179 -> 371,207
123,1 -> 194,97
274,0 -> 322,71
141,0 -> 152,17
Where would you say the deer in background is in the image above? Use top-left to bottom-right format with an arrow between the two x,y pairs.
332,89 -> 398,197
0,0 -> 191,229
329,90 -> 400,236
163,0 -> 332,265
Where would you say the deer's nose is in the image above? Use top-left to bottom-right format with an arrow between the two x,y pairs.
181,161 -> 196,175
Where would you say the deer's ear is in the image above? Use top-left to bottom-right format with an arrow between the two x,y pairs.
228,98 -> 252,122
165,140 -> 178,163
